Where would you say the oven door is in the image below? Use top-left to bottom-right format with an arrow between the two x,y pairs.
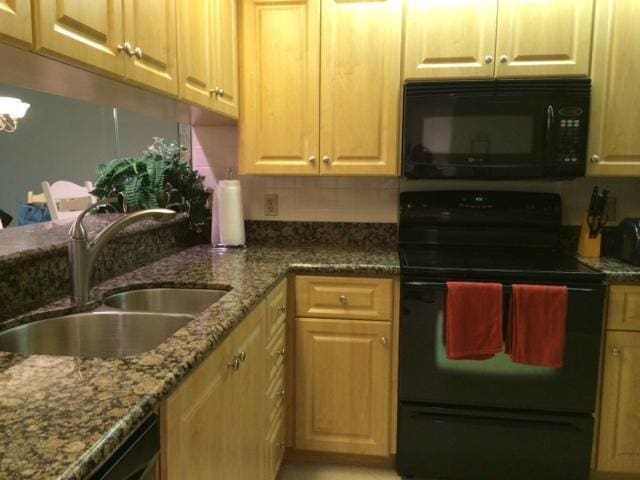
399,279 -> 604,413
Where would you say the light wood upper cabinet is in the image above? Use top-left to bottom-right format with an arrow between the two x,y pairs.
295,317 -> 392,455
588,0 -> 640,177
404,0 -> 498,80
163,336 -> 234,480
176,0 -> 213,108
597,331 -> 640,474
122,0 -> 178,95
33,0 -> 125,76
239,0 -> 320,175
0,0 -> 32,47
211,0 -> 239,118
495,0 -> 594,78
319,0 -> 402,176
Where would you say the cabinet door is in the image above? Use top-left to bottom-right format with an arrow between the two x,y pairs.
239,0 -> 320,175
33,0 -> 125,76
403,0 -> 497,80
0,0 -> 31,47
495,0 -> 594,78
598,332 -> 640,473
122,0 -> 178,95
211,0 -> 239,118
587,0 -> 640,176
319,0 -> 402,176
295,318 -> 392,455
163,340 -> 234,480
232,302 -> 267,480
176,0 -> 213,108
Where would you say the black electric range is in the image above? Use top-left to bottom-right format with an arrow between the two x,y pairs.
396,191 -> 605,480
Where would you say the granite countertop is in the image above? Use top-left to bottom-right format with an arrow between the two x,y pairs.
0,214 -> 187,261
0,244 -> 399,480
576,255 -> 640,284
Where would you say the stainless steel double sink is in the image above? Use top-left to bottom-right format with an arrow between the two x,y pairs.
0,288 -> 228,358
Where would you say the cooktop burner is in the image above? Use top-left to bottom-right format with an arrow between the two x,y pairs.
400,246 -> 603,282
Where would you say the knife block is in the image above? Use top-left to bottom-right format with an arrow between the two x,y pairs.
577,214 -> 601,258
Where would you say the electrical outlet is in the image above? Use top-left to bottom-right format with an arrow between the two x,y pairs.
265,193 -> 278,216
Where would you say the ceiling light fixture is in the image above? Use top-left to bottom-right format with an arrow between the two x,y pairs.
0,97 -> 30,133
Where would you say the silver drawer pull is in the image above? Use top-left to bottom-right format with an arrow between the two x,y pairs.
339,295 -> 348,305
228,357 -> 240,371
611,347 -> 621,356
277,305 -> 287,314
275,348 -> 286,358
380,336 -> 388,346
277,389 -> 285,399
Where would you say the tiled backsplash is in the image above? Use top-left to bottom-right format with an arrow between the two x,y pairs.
192,125 -> 640,225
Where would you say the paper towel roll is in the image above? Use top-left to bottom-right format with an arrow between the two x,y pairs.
216,180 -> 246,247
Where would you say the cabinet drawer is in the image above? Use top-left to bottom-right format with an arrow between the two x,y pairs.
267,373 -> 286,425
608,285 -> 640,331
266,278 -> 288,341
295,276 -> 393,321
266,323 -> 286,383
266,409 -> 285,480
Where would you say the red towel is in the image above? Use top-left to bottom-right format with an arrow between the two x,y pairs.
446,282 -> 503,360
507,284 -> 568,368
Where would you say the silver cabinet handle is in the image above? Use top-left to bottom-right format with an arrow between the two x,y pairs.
339,295 -> 348,305
322,155 -> 332,165
228,357 -> 240,371
275,348 -> 286,358
134,47 -> 142,59
237,351 -> 246,362
217,88 -> 224,97
499,55 -> 509,64
591,154 -> 601,164
380,336 -> 388,346
611,347 -> 621,356
308,156 -> 316,163
484,55 -> 493,64
277,441 -> 285,449
277,389 -> 286,399
277,305 -> 286,314
117,42 -> 134,56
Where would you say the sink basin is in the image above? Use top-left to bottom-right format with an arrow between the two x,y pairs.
0,311 -> 192,358
103,288 -> 228,315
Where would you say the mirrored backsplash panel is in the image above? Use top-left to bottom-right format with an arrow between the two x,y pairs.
0,83 -> 182,227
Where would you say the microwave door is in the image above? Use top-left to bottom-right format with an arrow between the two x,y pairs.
403,92 -> 548,179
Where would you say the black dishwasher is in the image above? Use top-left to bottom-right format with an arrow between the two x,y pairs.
89,414 -> 160,480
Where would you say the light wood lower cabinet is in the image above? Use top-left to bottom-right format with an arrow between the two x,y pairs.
162,301 -> 266,480
598,331 -> 640,474
295,317 -> 392,456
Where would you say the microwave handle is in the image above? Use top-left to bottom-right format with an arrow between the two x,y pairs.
546,105 -> 555,145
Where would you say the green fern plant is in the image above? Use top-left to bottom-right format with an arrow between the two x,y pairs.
92,138 -> 209,232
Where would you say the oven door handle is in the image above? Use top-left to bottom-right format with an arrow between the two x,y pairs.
410,407 -> 584,432
403,281 -> 597,293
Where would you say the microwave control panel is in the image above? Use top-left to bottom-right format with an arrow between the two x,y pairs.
553,106 -> 588,166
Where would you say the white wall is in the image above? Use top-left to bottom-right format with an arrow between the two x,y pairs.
193,125 -> 640,226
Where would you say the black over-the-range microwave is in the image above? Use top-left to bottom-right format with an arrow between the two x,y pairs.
402,79 -> 591,179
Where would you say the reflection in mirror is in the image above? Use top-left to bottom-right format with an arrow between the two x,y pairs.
0,83 -> 181,229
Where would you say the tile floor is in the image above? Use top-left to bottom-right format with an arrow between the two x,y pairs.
277,462 -> 401,479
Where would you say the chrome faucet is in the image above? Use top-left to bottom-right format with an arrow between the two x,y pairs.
68,203 -> 177,305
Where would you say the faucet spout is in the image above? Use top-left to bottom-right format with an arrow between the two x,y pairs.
68,205 -> 177,306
